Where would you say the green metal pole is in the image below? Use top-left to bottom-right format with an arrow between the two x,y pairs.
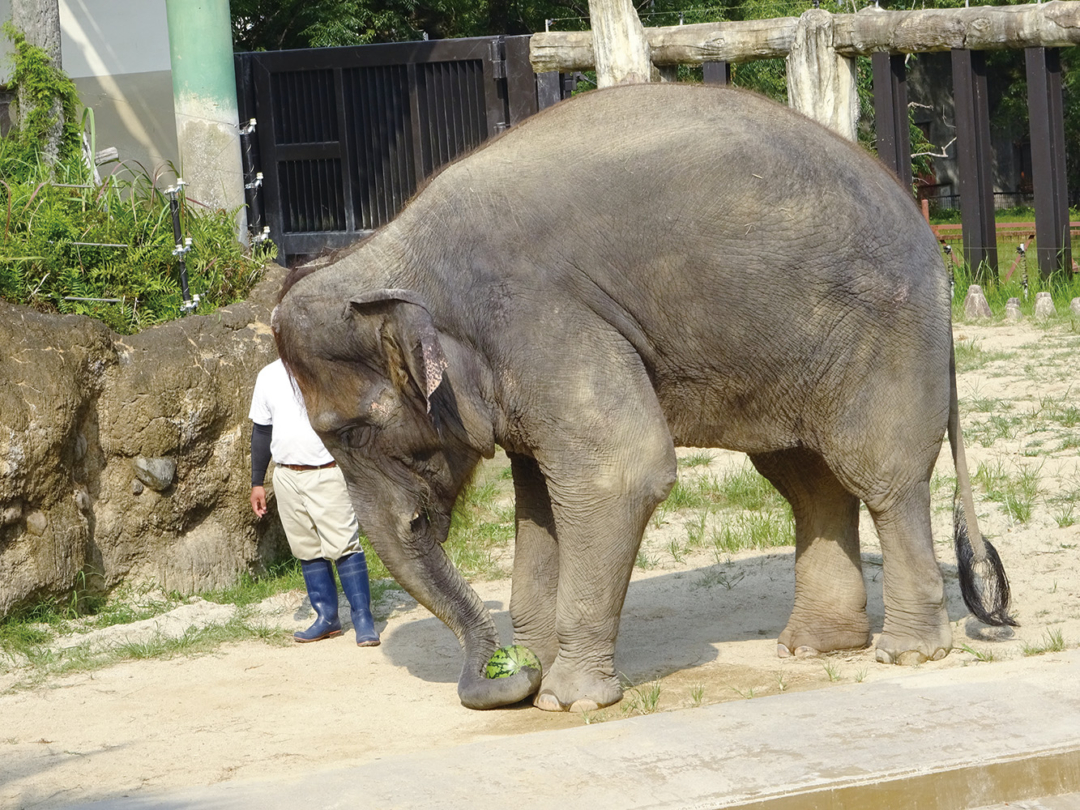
166,0 -> 247,241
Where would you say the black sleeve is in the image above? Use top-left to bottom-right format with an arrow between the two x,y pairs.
251,423 -> 273,486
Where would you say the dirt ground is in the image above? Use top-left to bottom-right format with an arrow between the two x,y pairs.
2,319 -> 1079,809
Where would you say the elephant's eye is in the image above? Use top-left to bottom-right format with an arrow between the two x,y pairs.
337,423 -> 375,450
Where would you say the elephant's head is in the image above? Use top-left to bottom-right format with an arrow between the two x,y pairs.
273,281 -> 540,708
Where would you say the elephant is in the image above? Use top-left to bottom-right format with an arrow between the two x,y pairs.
272,83 -> 1015,713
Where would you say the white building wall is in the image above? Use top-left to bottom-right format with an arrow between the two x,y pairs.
1,0 -> 180,172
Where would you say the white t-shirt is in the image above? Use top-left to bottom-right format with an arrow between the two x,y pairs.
249,359 -> 335,466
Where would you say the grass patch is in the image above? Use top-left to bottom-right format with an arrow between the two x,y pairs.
973,460 -> 1040,523
968,414 -> 1023,447
711,511 -> 795,553
678,452 -> 714,468
443,480 -> 515,580
953,339 -> 1016,374
1021,629 -> 1067,657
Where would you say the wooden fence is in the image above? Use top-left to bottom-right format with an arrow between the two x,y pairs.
532,1 -> 1078,279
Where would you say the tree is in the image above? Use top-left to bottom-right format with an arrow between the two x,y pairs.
9,0 -> 65,165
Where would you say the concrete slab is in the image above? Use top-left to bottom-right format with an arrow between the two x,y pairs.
74,649 -> 1080,810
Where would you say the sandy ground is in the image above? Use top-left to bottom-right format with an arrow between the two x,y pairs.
2,319 -> 1079,809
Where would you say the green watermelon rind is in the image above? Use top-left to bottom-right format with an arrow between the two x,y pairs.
484,645 -> 541,679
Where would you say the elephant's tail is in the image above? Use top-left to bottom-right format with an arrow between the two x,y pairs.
948,342 -> 1018,628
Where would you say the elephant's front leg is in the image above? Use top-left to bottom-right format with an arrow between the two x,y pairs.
508,453 -> 560,673
532,432 -> 676,713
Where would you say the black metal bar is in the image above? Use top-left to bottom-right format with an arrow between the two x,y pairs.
872,52 -> 912,193
504,35 -> 538,125
1026,47 -> 1071,279
702,61 -> 731,85
536,72 -> 562,110
951,49 -> 998,280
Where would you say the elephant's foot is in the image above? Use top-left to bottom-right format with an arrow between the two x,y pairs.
458,662 -> 542,710
532,657 -> 622,713
777,617 -> 871,659
875,625 -> 951,666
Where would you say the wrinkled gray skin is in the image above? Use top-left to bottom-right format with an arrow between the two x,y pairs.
274,84 -> 967,712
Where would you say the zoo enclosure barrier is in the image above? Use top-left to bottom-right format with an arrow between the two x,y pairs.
236,8 -> 1074,280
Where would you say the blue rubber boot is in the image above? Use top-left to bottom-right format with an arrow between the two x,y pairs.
294,558 -> 343,643
336,553 -> 381,647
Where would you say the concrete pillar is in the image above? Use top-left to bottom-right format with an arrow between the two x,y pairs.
786,9 -> 858,142
165,0 -> 247,240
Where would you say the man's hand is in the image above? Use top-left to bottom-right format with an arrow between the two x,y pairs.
251,486 -> 268,517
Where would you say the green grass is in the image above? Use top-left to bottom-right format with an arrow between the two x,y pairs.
443,480 -> 515,580
953,339 -> 1016,374
972,460 -> 1040,523
1021,629 -> 1067,657
968,414 -> 1023,447
711,511 -> 795,554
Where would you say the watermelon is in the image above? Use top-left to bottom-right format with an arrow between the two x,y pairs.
484,644 -> 542,679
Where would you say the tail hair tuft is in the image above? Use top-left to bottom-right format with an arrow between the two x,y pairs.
953,502 -> 1018,628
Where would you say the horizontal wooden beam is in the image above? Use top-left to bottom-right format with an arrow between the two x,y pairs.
530,0 -> 1080,72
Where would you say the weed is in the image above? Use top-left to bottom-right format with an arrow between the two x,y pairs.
973,460 -> 1040,523
953,340 -> 1015,373
622,680 -> 662,715
690,683 -> 705,706
444,480 -> 514,580
694,565 -> 745,590
958,642 -> 995,663
711,511 -> 794,553
1021,629 -> 1067,657
1052,503 -> 1076,529
678,452 -> 714,468
635,550 -> 657,570
823,661 -> 841,682
684,509 -> 710,550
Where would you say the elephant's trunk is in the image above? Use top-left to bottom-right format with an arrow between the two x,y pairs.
369,513 -> 541,709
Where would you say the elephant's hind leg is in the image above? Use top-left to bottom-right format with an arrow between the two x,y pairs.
750,449 -> 871,657
867,481 -> 950,665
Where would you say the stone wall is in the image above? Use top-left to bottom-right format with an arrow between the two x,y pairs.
0,265 -> 290,617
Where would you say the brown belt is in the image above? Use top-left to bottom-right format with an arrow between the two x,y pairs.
279,461 -> 337,471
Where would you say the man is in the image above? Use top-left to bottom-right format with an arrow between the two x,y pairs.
249,358 -> 380,647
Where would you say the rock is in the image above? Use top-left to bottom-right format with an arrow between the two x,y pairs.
1,501 -> 23,525
133,457 -> 177,492
1005,297 -> 1022,322
0,264 -> 291,617
1071,297 -> 1080,318
1034,291 -> 1056,320
24,511 -> 47,536
963,285 -> 992,319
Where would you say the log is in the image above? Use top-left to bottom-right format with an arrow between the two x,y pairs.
530,0 -> 1080,71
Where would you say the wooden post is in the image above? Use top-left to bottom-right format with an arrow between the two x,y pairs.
872,52 -> 913,193
786,9 -> 859,141
588,0 -> 656,87
1026,46 -> 1071,279
952,49 -> 998,280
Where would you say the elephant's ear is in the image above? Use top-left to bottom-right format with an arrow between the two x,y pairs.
348,290 -> 448,413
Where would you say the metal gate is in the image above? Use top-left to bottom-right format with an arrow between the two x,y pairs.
235,35 -> 545,261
